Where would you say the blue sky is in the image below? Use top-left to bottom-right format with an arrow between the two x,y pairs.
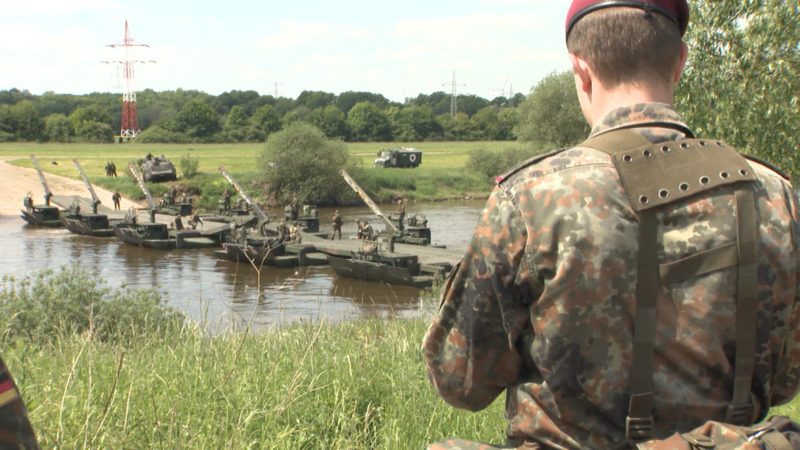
2,0 -> 573,102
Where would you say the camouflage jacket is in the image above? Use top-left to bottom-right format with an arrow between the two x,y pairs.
422,103 -> 800,449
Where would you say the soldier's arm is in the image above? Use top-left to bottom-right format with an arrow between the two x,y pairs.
422,187 -> 531,411
771,186 -> 800,405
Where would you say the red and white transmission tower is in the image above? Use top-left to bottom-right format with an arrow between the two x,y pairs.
106,21 -> 150,139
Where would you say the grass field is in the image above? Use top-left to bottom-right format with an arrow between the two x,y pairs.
2,267 -> 799,448
0,141 -> 526,208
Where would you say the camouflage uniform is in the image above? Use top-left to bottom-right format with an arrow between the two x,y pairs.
422,103 -> 800,449
0,356 -> 38,448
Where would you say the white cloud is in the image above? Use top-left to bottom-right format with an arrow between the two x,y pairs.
255,20 -> 372,50
3,0 -> 123,15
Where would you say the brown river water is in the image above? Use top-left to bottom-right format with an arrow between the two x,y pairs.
0,200 -> 485,331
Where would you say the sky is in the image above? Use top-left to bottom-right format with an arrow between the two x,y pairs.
1,0 -> 574,103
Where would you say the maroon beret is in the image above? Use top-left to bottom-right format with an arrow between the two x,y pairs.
565,0 -> 689,39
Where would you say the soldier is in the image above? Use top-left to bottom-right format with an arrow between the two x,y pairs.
22,193 -> 33,212
288,192 -> 299,220
188,212 -> 203,230
112,192 -> 121,211
422,1 -> 800,449
70,200 -> 80,216
330,210 -> 343,240
359,220 -> 374,241
221,188 -> 231,212
277,219 -> 289,243
393,199 -> 405,231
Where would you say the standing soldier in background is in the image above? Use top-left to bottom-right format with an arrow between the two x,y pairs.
330,210 -> 343,240
0,356 -> 38,448
112,192 -> 121,211
393,199 -> 405,231
422,0 -> 800,448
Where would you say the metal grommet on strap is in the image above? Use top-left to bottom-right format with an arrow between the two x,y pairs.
679,182 -> 690,192
623,154 -> 633,163
720,171 -> 730,179
639,195 -> 649,205
699,176 -> 710,185
658,189 -> 669,199
739,169 -> 749,176
643,149 -> 653,158
660,145 -> 671,153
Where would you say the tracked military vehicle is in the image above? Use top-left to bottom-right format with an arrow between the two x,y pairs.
141,155 -> 177,182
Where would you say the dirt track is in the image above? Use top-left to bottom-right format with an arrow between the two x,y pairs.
1,159 -> 142,217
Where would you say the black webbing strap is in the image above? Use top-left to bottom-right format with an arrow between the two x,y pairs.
727,187 -> 758,425
626,208 -> 659,441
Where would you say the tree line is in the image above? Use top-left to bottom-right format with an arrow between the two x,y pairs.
0,0 -> 795,179
0,87 -> 527,144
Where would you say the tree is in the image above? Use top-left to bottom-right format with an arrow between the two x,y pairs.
514,70 -> 589,148
388,105 -> 439,141
249,104 -> 282,141
336,91 -> 390,114
44,114 -> 72,142
169,98 -> 221,139
258,122 -> 350,205
346,101 -> 392,142
68,104 -> 112,137
296,91 -> 335,110
311,105 -> 348,139
223,105 -> 249,141
282,106 -> 313,127
676,0 -> 800,175
8,100 -> 45,141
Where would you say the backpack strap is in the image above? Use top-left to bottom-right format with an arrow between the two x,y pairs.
580,130 -> 759,442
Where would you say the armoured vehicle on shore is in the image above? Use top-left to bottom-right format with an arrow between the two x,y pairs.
141,154 -> 177,182
21,155 -> 64,227
373,147 -> 421,168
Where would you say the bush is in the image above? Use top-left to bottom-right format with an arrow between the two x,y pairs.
259,122 -> 351,205
179,152 -> 200,179
466,147 -> 544,180
0,266 -> 186,344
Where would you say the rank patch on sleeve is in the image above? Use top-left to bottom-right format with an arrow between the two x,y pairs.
0,380 -> 20,409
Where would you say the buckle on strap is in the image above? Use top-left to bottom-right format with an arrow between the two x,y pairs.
626,415 -> 654,441
725,403 -> 752,425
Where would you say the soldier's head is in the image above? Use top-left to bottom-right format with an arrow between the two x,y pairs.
565,0 -> 689,117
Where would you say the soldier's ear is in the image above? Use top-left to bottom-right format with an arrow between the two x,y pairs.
673,42 -> 688,84
569,53 -> 592,96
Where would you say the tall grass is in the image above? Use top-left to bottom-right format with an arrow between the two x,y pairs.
1,267 -> 507,448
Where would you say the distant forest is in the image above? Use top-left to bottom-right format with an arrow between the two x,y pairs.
0,87 -> 527,144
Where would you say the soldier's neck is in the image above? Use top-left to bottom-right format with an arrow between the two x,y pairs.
586,81 -> 675,127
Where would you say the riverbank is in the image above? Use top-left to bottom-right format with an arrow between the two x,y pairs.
0,267 -> 506,448
0,158 -> 142,216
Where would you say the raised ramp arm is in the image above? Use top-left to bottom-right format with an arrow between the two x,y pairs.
218,166 -> 268,222
73,159 -> 101,213
128,162 -> 158,212
340,169 -> 397,233
30,155 -> 53,205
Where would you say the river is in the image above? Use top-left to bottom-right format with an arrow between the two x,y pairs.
0,200 -> 485,331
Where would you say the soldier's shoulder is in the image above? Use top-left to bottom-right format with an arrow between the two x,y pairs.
495,148 -> 570,185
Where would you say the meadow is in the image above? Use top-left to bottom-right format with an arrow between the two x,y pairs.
0,141 -> 526,209
1,266 -> 507,449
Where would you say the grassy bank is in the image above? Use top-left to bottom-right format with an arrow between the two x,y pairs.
3,268 -> 800,448
1,267 -> 506,448
0,141 -> 531,208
